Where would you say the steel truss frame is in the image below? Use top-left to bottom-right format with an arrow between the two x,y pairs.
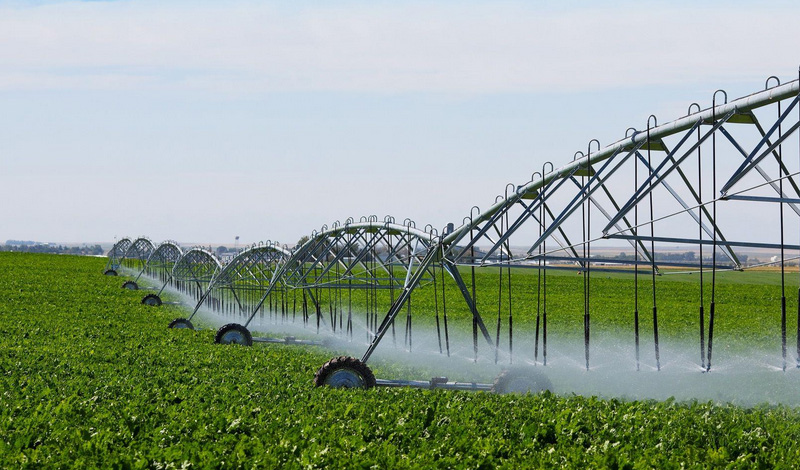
237,218 -> 442,344
104,237 -> 132,273
183,242 -> 291,324
121,237 -> 155,278
141,73 -> 800,388
171,247 -> 223,304
142,241 -> 184,298
356,76 -> 800,374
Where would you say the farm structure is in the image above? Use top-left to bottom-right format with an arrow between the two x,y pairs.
155,221 -> 442,352
108,72 -> 800,390
338,73 -> 800,386
102,237 -> 131,276
170,242 -> 291,339
118,237 -> 155,290
139,241 -> 183,306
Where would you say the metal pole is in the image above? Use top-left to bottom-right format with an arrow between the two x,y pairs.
648,118 -> 661,371
707,91 -> 724,372
698,118 -> 706,370
634,142 -> 641,371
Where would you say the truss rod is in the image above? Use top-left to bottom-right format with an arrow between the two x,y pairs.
634,151 -> 739,267
528,146 -> 639,256
442,81 -> 800,245
608,234 -> 800,252
719,125 -> 800,216
721,95 -> 800,194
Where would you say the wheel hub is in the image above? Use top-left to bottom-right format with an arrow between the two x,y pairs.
324,368 -> 365,388
221,331 -> 246,344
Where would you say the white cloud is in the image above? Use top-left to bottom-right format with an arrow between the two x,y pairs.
0,1 -> 798,94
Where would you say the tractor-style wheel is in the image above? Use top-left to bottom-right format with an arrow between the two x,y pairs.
492,368 -> 553,395
214,323 -> 252,346
141,294 -> 162,306
103,269 -> 118,276
314,356 -> 376,389
168,318 -> 195,330
121,280 -> 139,290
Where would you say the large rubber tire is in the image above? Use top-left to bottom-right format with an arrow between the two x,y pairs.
314,356 -> 376,389
168,318 -> 195,330
103,269 -> 118,276
492,368 -> 553,395
214,323 -> 253,346
141,294 -> 163,307
121,280 -> 139,290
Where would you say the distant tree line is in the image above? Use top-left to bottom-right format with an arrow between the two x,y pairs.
0,243 -> 104,256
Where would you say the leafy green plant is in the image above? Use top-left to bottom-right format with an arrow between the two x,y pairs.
1,252 -> 799,468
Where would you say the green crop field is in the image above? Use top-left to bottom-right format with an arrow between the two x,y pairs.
297,262 -> 800,354
2,252 -> 800,468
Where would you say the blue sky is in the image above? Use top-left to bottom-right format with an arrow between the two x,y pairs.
1,0 -> 799,245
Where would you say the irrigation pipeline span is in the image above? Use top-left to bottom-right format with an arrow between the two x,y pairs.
111,71 -> 800,392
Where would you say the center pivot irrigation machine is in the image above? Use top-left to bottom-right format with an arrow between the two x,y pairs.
139,241 -> 183,306
167,220 -> 441,350
118,237 -> 155,290
110,71 -> 800,392
163,247 -> 223,322
103,237 -> 131,276
168,241 -> 293,343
